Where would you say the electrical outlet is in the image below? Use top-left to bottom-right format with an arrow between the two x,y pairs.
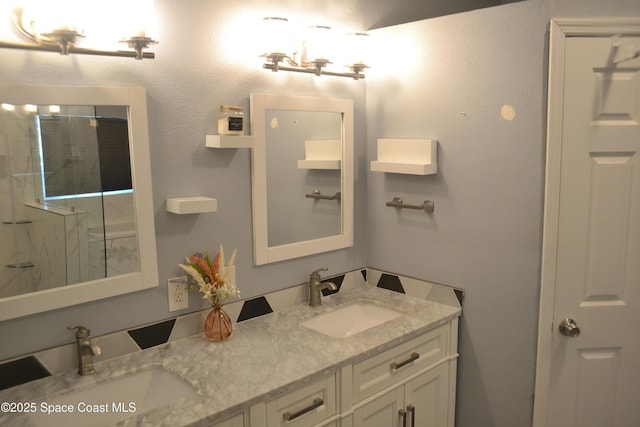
167,276 -> 189,312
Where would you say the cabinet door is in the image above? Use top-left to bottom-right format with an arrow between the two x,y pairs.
211,412 -> 245,427
352,387 -> 404,427
404,364 -> 449,427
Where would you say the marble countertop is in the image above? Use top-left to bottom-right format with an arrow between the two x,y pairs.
0,284 -> 461,427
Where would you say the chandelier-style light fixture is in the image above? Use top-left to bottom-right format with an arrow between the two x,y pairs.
260,17 -> 369,80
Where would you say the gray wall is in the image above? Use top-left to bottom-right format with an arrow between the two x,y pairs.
366,0 -> 640,426
2,1 -> 640,427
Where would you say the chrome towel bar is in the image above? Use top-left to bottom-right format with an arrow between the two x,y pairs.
386,197 -> 434,213
306,189 -> 341,201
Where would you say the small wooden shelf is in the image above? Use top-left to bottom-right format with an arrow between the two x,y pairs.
206,135 -> 253,148
166,197 -> 217,214
370,139 -> 438,175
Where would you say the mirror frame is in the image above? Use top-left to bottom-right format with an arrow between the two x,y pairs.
250,93 -> 354,265
0,84 -> 158,320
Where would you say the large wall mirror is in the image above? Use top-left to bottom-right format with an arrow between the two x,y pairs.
0,84 -> 158,320
250,94 -> 354,265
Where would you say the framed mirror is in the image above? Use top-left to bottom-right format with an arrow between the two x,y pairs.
250,94 -> 354,265
0,84 -> 158,320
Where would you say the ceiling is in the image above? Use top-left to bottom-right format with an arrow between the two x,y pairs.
357,0 -> 525,29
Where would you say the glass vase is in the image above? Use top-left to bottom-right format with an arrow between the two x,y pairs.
204,306 -> 233,342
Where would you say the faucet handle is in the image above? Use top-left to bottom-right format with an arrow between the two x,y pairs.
310,268 -> 328,278
68,325 -> 90,338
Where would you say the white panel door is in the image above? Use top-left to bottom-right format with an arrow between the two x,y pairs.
404,364 -> 449,427
536,20 -> 640,427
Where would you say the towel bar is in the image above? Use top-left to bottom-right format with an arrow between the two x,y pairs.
386,197 -> 434,213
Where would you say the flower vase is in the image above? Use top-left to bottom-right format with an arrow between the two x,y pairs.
205,306 -> 233,342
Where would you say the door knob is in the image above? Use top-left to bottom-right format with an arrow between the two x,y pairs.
559,318 -> 580,337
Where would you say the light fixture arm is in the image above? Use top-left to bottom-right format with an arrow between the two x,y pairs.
0,40 -> 155,59
262,56 -> 366,80
1,7 -> 156,60
121,36 -> 159,60
42,29 -> 84,55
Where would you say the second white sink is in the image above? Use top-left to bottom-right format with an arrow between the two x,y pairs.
301,303 -> 403,338
28,366 -> 197,427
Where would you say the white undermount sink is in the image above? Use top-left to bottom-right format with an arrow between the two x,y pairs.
28,366 -> 197,427
301,303 -> 403,338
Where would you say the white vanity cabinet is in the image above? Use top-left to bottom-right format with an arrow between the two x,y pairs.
0,285 -> 460,427
247,318 -> 458,427
346,320 -> 458,427
351,363 -> 450,427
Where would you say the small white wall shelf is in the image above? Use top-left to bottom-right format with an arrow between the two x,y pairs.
298,139 -> 341,170
206,135 -> 253,148
166,197 -> 217,214
370,138 -> 438,175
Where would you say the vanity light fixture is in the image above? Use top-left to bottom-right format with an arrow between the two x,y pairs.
260,17 -> 368,80
0,6 -> 157,59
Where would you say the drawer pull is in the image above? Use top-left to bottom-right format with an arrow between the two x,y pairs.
283,397 -> 323,422
399,409 -> 408,427
390,352 -> 420,370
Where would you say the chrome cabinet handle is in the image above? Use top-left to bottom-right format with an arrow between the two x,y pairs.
559,318 -> 580,337
390,352 -> 420,370
399,409 -> 407,427
407,405 -> 416,427
282,398 -> 323,422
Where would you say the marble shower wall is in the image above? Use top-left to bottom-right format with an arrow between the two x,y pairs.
0,109 -> 137,298
0,109 -> 40,298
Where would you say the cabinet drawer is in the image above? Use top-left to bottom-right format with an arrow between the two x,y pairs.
266,374 -> 337,427
352,324 -> 449,402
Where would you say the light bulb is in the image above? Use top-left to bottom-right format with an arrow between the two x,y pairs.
261,17 -> 291,56
346,32 -> 369,66
304,25 -> 333,62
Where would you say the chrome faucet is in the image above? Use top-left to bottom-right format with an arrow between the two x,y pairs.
309,268 -> 338,307
68,325 -> 101,376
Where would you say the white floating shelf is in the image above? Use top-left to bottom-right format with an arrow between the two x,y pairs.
297,159 -> 341,169
166,197 -> 217,215
206,135 -> 253,148
371,138 -> 438,175
298,139 -> 341,170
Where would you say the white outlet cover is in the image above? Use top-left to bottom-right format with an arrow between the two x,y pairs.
167,276 -> 189,311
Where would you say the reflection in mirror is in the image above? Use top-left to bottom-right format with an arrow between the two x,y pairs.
0,85 -> 158,320
250,94 -> 354,265
266,110 -> 342,246
1,104 -> 138,299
